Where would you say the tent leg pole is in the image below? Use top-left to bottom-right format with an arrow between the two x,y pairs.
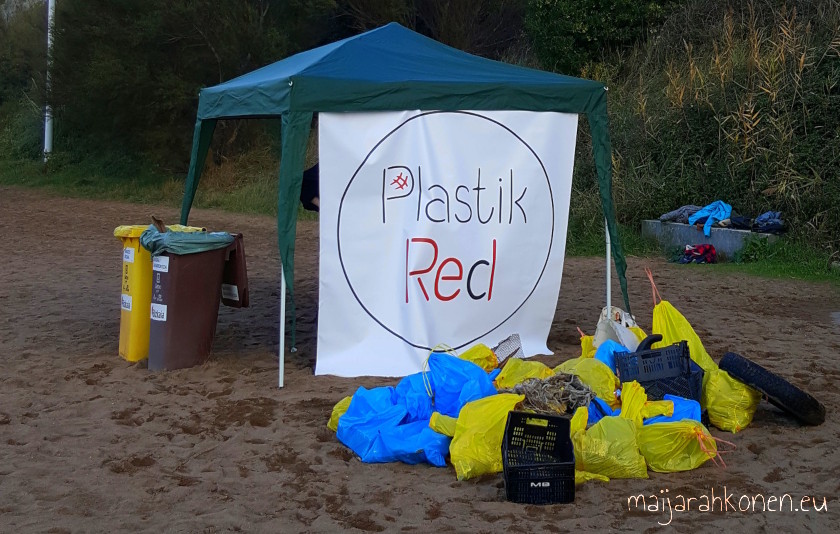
605,219 -> 611,310
279,262 -> 286,388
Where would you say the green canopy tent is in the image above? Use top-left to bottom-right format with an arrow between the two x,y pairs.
179,23 -> 631,387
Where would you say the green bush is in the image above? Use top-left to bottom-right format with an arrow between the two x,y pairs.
2,0 -> 837,264
0,3 -> 46,107
571,0 -> 840,255
525,0 -> 680,74
48,0 -> 336,169
0,99 -> 43,160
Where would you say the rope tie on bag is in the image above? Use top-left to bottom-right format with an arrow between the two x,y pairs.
644,266 -> 663,307
695,428 -> 737,469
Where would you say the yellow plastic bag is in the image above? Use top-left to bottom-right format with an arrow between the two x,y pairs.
458,343 -> 498,372
645,270 -> 760,432
641,400 -> 674,420
618,381 -> 647,427
576,470 -> 609,485
570,408 -> 606,483
450,393 -> 524,480
651,300 -> 718,373
555,358 -> 620,408
629,326 -> 648,345
494,358 -> 554,389
327,395 -> 352,432
570,403 -> 588,433
646,269 -> 718,372
569,407 -> 648,479
580,335 -> 597,359
429,412 -> 457,437
638,421 -> 717,472
703,368 -> 761,433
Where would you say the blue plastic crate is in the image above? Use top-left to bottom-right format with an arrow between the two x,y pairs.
616,341 -> 703,402
639,360 -> 704,402
616,341 -> 690,382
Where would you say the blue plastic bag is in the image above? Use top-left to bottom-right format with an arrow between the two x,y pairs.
367,421 -> 451,466
643,394 -> 701,425
427,352 -> 496,417
336,386 -> 407,460
395,373 -> 433,422
593,340 -> 628,375
337,355 -> 496,466
588,397 -> 618,425
336,383 -> 455,466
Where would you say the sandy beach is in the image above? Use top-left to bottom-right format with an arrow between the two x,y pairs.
1,186 -> 838,532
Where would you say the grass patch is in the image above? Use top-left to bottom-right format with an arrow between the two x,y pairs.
0,151 -> 321,223
640,233 -> 840,286
566,221 -> 660,257
722,237 -> 840,285
565,217 -> 839,286
0,156 -> 182,207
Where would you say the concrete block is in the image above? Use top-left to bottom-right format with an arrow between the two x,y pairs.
641,220 -> 778,259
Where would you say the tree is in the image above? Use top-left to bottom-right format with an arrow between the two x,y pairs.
526,0 -> 679,74
48,0 -> 335,167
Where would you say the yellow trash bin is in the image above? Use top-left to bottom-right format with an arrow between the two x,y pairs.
114,224 -> 204,362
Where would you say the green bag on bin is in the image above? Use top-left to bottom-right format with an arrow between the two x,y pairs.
140,225 -> 234,256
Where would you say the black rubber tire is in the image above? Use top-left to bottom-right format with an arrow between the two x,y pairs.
718,352 -> 825,426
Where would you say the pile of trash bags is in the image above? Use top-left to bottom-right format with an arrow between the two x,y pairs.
326,273 -> 759,484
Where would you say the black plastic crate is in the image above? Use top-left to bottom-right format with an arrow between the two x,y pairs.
639,360 -> 705,402
615,339 -> 705,402
616,341 -> 691,382
502,411 -> 575,504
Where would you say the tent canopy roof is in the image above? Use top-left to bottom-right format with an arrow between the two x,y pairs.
182,23 -> 632,322
198,22 -> 607,119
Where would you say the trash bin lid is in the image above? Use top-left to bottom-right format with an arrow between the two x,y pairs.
115,224 -> 205,239
114,225 -> 151,239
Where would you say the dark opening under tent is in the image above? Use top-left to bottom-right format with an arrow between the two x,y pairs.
179,22 -> 631,385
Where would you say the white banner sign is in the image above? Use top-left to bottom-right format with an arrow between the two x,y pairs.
317,110 -> 578,377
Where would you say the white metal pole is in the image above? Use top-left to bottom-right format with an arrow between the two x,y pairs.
43,0 -> 56,162
279,263 -> 286,388
605,219 -> 611,311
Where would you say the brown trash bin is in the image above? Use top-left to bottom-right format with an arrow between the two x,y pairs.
221,233 -> 249,308
148,247 -> 228,371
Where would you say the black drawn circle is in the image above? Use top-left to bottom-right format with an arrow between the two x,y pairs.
337,111 -> 555,350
